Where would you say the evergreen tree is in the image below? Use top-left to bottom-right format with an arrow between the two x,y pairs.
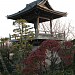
11,19 -> 34,74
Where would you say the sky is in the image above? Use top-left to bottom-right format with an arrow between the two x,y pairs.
0,0 -> 75,38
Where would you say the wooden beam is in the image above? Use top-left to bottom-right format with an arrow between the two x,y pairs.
34,17 -> 39,38
39,16 -> 50,20
50,19 -> 52,36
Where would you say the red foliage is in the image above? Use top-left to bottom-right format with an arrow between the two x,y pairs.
63,54 -> 73,65
40,40 -> 61,51
23,40 -> 74,74
64,41 -> 73,49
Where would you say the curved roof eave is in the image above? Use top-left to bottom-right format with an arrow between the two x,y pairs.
7,5 -> 36,19
37,5 -> 67,17
7,0 -> 67,20
7,0 -> 54,19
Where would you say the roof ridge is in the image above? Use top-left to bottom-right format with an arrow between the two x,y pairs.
39,0 -> 47,4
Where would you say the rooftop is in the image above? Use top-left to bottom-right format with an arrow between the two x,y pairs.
7,0 -> 67,23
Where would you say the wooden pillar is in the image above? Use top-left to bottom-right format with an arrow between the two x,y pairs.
34,17 -> 39,38
64,31 -> 66,41
50,19 -> 52,36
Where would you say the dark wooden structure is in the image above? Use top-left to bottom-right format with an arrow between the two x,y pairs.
7,0 -> 67,37
7,0 -> 67,46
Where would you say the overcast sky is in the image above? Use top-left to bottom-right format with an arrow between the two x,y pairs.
0,0 -> 75,38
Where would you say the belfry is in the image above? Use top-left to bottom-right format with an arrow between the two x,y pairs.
7,0 -> 67,45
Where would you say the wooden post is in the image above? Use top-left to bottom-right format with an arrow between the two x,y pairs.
64,31 -> 66,41
34,17 -> 39,38
50,19 -> 52,36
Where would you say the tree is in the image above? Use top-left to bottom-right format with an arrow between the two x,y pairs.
10,19 -> 34,74
39,19 -> 75,40
0,46 -> 14,75
23,40 -> 74,75
0,38 -> 9,48
23,40 -> 60,75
